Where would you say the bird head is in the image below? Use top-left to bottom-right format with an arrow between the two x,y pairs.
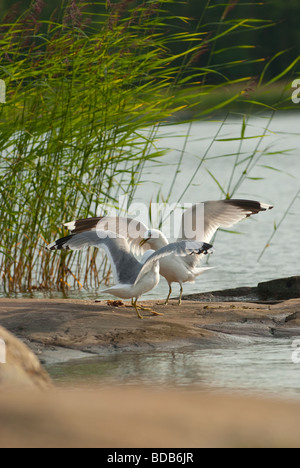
140,229 -> 168,250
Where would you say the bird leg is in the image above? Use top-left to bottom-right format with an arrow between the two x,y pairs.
178,284 -> 183,306
130,298 -> 152,312
149,309 -> 164,317
164,284 -> 172,305
136,304 -> 153,312
132,299 -> 163,318
138,304 -> 164,316
133,298 -> 144,320
136,301 -> 164,316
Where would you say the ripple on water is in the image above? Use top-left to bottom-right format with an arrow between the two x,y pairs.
46,337 -> 300,398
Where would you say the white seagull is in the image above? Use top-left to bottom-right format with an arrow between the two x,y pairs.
47,230 -> 213,319
63,199 -> 273,305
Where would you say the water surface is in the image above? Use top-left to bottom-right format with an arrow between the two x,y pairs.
47,337 -> 300,398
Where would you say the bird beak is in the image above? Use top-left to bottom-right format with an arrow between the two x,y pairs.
140,238 -> 149,247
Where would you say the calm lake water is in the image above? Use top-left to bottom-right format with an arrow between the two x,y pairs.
136,112 -> 300,300
47,337 -> 300,398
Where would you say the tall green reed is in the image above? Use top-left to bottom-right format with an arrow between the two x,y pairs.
0,0 -> 292,294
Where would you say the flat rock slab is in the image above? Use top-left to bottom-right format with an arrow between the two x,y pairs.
0,298 -> 300,363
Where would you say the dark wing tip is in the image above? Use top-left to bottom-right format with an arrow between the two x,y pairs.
202,242 -> 214,255
189,242 -> 213,256
47,235 -> 73,251
225,199 -> 274,215
65,217 -> 105,234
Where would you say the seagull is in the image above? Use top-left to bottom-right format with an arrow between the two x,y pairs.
47,230 -> 213,319
63,199 -> 273,305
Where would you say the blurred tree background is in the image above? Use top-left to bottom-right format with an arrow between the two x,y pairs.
0,0 -> 299,82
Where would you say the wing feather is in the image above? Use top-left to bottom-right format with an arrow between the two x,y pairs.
134,241 -> 213,285
180,199 -> 273,243
64,216 -> 150,254
47,230 -> 141,284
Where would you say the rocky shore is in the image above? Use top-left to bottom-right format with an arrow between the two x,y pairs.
0,279 -> 299,364
0,277 -> 300,448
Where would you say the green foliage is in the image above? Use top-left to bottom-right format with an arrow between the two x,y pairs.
0,0 -> 185,291
0,0 -> 297,293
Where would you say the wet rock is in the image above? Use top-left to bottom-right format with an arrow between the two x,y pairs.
286,311 -> 300,325
0,296 -> 299,364
185,287 -> 258,302
0,326 -> 52,390
202,321 -> 274,338
186,277 -> 300,302
258,277 -> 300,300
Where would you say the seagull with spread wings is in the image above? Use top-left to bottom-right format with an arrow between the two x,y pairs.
65,199 -> 273,305
47,230 -> 213,319
61,199 -> 273,305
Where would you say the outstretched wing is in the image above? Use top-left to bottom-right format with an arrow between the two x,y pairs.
47,230 -> 142,284
64,216 -> 150,255
134,241 -> 213,285
179,199 -> 273,243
